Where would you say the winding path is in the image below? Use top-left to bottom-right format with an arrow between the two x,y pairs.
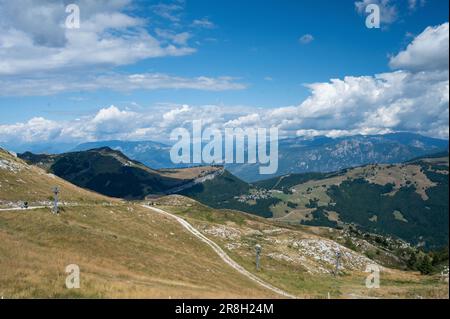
0,206 -> 48,211
142,205 -> 297,299
1,203 -> 296,298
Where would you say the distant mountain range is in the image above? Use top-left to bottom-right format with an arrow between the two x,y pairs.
74,133 -> 448,182
0,142 -> 76,155
227,133 -> 449,181
4,132 -> 448,182
72,140 -> 177,169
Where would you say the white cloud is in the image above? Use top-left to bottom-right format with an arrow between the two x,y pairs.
0,117 -> 62,143
162,105 -> 191,122
1,67 -> 448,145
0,73 -> 247,96
92,105 -> 136,123
224,113 -> 261,127
192,18 -> 215,29
288,70 -> 449,139
90,105 -> 142,135
152,3 -> 184,23
0,0 -> 240,96
0,0 -> 195,76
0,29 -> 194,76
389,23 -> 449,71
299,34 -> 314,44
156,28 -> 192,45
1,21 -> 448,144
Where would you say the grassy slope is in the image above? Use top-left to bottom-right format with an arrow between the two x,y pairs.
155,196 -> 448,299
157,166 -> 222,180
18,148 -> 185,199
2,149 -> 447,298
0,149 -> 111,205
0,149 -> 277,298
0,205 -> 277,298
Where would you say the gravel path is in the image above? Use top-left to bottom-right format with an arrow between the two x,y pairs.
142,205 -> 297,299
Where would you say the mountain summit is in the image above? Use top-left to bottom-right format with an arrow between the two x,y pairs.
19,147 -> 221,199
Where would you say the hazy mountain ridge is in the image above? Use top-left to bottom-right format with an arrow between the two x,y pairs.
71,133 -> 448,182
7,132 -> 446,182
72,140 -> 177,169
228,133 -> 449,181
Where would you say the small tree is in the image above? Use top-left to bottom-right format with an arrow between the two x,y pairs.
407,252 -> 417,270
417,256 -> 434,275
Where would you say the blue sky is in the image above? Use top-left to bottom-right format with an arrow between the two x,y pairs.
0,0 -> 448,144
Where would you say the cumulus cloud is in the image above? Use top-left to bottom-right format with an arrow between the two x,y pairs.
0,0 -> 195,76
0,68 -> 448,145
225,66 -> 446,138
284,70 -> 449,139
224,113 -> 261,127
389,23 -> 449,71
162,104 -> 192,123
0,117 -> 62,143
0,21 -> 448,145
89,106 -> 144,135
1,104 -> 253,144
0,0 -> 238,96
0,105 -> 155,144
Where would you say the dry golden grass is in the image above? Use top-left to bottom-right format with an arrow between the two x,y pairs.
157,166 -> 222,180
0,205 -> 278,298
355,164 -> 436,200
0,149 -> 112,205
0,152 -> 277,298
